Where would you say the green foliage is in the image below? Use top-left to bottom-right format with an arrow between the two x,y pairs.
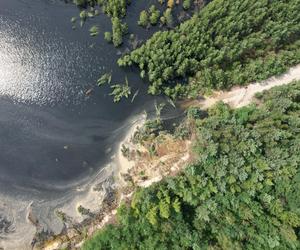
74,0 -> 131,46
103,31 -> 112,43
131,102 -> 165,145
111,17 -> 128,47
74,0 -> 95,8
118,0 -> 300,97
138,10 -> 149,28
97,72 -> 112,86
161,8 -> 173,27
73,0 -> 201,49
149,5 -> 161,26
79,10 -> 87,20
109,77 -> 131,102
182,0 -> 191,10
97,0 -> 130,18
187,106 -> 204,120
83,82 -> 300,250
146,206 -> 158,225
89,25 -> 99,36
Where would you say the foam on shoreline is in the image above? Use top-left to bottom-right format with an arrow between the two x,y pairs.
116,114 -> 147,186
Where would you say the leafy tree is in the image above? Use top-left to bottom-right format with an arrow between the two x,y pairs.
182,0 -> 191,10
104,31 -> 112,43
111,17 -> 128,47
149,5 -> 160,25
138,10 -> 149,27
162,8 -> 173,27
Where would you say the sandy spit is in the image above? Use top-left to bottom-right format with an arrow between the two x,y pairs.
198,64 -> 300,109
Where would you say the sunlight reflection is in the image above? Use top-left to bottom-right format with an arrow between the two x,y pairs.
0,17 -> 85,105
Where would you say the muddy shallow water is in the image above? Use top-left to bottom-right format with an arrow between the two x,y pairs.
0,0 -> 172,248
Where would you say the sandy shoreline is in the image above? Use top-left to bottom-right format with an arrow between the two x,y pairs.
116,114 -> 146,186
37,114 -> 147,250
38,64 -> 300,249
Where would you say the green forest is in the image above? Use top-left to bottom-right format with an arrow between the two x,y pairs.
83,81 -> 300,250
118,0 -> 300,98
2,0 -> 300,249
68,1 -> 300,249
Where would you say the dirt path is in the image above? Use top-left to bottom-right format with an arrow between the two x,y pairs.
199,64 -> 300,109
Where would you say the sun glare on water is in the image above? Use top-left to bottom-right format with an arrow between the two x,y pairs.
0,17 -> 85,106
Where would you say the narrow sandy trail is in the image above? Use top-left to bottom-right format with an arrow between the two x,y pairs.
198,64 -> 300,109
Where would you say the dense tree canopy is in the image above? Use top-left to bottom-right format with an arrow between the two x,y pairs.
83,82 -> 300,249
118,0 -> 300,98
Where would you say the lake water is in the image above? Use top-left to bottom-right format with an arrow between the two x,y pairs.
0,0 -> 176,248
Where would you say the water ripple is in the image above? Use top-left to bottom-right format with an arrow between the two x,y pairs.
0,15 -> 97,106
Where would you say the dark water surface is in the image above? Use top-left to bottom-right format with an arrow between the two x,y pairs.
0,0 -> 169,248
0,0 -> 156,192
